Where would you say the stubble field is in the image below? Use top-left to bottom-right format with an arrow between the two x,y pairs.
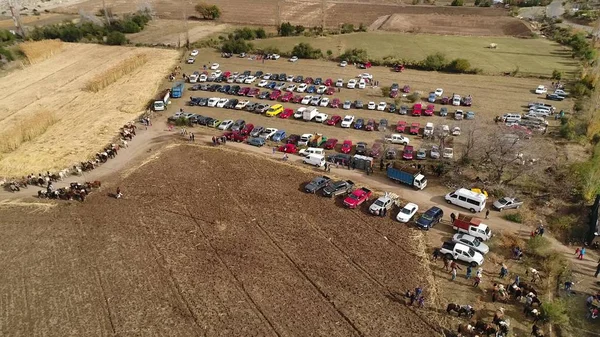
0,145 -> 453,336
0,43 -> 179,177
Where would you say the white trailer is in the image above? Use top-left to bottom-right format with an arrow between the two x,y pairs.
303,106 -> 319,121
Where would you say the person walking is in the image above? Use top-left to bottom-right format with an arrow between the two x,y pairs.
116,187 -> 123,199
415,286 -> 423,298
451,265 -> 461,281
450,213 -> 456,224
466,265 -> 472,279
579,247 -> 586,260
443,256 -> 450,271
499,264 -> 509,279
485,209 -> 490,219
432,248 -> 440,261
272,147 -> 276,155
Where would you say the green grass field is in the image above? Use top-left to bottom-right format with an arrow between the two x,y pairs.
251,32 -> 578,77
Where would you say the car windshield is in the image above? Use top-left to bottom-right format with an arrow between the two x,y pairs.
374,200 -> 385,207
499,198 -> 509,205
401,207 -> 412,215
471,239 -> 480,247
349,194 -> 359,200
420,214 -> 433,221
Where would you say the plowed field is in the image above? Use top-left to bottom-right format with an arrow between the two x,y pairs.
0,145 -> 452,336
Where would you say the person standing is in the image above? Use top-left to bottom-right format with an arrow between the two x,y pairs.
595,262 -> 600,278
450,213 -> 456,224
499,264 -> 509,279
443,256 -> 450,271
466,265 -> 472,279
485,209 -> 490,219
432,248 -> 440,261
579,247 -> 586,260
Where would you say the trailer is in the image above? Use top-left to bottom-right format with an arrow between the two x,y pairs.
303,106 -> 319,121
386,166 -> 427,190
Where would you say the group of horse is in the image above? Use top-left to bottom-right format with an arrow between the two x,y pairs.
37,181 -> 101,202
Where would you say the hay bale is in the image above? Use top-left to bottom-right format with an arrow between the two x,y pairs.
19,40 -> 64,64
84,54 -> 148,93
0,111 -> 58,153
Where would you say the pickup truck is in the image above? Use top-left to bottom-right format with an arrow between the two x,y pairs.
368,192 -> 398,216
452,213 -> 492,241
322,180 -> 354,198
304,176 -> 331,194
343,187 -> 372,208
386,167 -> 427,190
439,241 -> 484,267
309,134 -> 327,147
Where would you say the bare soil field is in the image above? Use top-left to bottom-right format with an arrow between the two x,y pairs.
127,19 -> 229,46
0,43 -> 178,177
52,0 -> 527,36
0,145 -> 454,336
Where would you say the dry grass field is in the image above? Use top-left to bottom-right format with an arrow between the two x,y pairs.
127,19 -> 230,46
0,42 -> 179,177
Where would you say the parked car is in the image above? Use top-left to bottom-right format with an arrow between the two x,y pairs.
304,176 -> 331,193
354,100 -> 364,109
409,123 -> 420,135
324,138 -> 338,149
439,242 -> 484,267
388,104 -> 397,113
343,187 -> 372,208
431,145 -> 440,159
322,180 -> 354,197
440,107 -> 448,116
535,85 -> 547,94
279,143 -> 298,153
331,98 -> 340,108
416,148 -> 427,159
280,108 -> 294,119
343,100 -> 352,110
492,197 -> 523,211
403,145 -> 414,160
271,130 -> 287,142
396,121 -> 407,133
379,119 -> 388,131
326,115 -> 342,126
452,233 -> 490,255
396,203 -> 419,223
250,126 -> 265,137
247,137 -> 266,147
400,105 -> 408,115
341,140 -> 353,154
415,206 -> 444,230
354,118 -> 364,129
365,119 -> 376,131
341,115 -> 355,128
355,142 -> 367,155
292,95 -> 303,103
412,103 -> 422,116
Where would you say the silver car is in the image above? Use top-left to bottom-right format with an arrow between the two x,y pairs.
492,197 -> 523,211
452,233 -> 490,255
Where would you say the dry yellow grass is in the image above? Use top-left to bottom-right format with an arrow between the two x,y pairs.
84,54 -> 148,92
0,111 -> 58,153
19,40 -> 64,64
0,43 -> 179,176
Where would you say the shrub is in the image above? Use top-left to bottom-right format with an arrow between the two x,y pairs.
234,27 -> 256,40
527,235 -> 550,256
295,25 -> 305,35
255,28 -> 266,39
291,42 -> 322,59
422,52 -> 447,71
195,2 -> 221,20
339,48 -> 368,63
278,22 -> 294,36
0,47 -> 14,61
559,118 -> 576,140
552,69 -> 563,80
106,31 -> 127,45
407,92 -> 420,103
572,82 -> 590,97
540,300 -> 569,325
358,23 -> 367,32
451,0 -> 464,5
341,23 -> 354,34
221,38 -> 252,54
503,212 -> 523,223
381,86 -> 391,97
0,29 -> 15,42
446,58 -> 471,73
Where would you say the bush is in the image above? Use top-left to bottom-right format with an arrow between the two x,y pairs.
358,23 -> 367,32
106,31 -> 127,45
422,52 -> 447,71
0,29 -> 15,43
407,92 -> 420,103
381,86 -> 391,97
255,28 -> 266,39
540,300 -> 569,325
559,118 -> 576,140
527,235 -> 550,256
234,27 -> 256,40
0,46 -> 13,61
446,58 -> 471,73
291,42 -> 322,59
195,2 -> 221,20
221,38 -> 252,54
295,25 -> 305,35
341,23 -> 354,34
503,212 -> 523,223
552,69 -> 563,80
278,22 -> 294,36
451,0 -> 464,5
572,82 -> 590,97
338,48 -> 368,63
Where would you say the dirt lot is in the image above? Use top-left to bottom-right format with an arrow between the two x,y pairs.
127,19 -> 229,46
51,0 -> 527,36
0,144 -> 457,336
0,43 -> 178,177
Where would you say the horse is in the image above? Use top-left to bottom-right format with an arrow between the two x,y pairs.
524,306 -> 541,322
457,323 -> 476,337
85,180 -> 101,189
474,321 -> 497,336
8,182 -> 20,192
447,303 -> 476,318
38,190 -> 48,198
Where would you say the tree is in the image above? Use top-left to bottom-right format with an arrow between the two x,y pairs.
451,0 -> 464,5
278,22 -> 294,36
422,52 -> 447,71
291,42 -> 323,59
339,48 -> 368,63
106,31 -> 127,45
552,69 -> 563,80
195,2 -> 221,20
446,58 -> 471,73
255,28 -> 266,39
221,38 -> 252,54
294,25 -> 305,35
234,27 -> 256,40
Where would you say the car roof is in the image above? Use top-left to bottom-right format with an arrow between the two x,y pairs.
403,202 -> 418,208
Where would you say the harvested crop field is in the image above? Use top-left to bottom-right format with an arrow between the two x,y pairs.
0,43 -> 179,177
53,0 -> 528,36
127,19 -> 230,46
0,145 -> 452,336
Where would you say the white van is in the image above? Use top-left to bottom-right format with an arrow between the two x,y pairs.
303,154 -> 326,167
445,188 -> 487,213
502,113 -> 521,123
298,147 -> 325,157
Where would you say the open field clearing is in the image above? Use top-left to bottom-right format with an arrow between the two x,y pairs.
0,43 -> 178,177
252,32 -> 577,76
52,0 -> 526,36
127,19 -> 230,45
0,145 -> 452,336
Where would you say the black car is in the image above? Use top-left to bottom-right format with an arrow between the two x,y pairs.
314,77 -> 322,85
294,75 -> 304,83
189,97 -> 202,105
229,85 -> 241,95
258,91 -> 270,99
322,180 -> 354,198
190,84 -> 202,91
304,176 -> 331,193
196,116 -> 209,125
197,97 -> 208,106
214,76 -> 224,83
243,70 -> 251,76
355,142 -> 367,155
208,84 -> 218,92
225,99 -> 238,109
278,73 -> 287,81
546,93 -> 564,101
415,206 -> 444,230
286,134 -> 300,145
327,153 -> 351,165
203,117 -> 215,126
254,70 -> 264,77
354,100 -> 364,109
246,102 -> 259,112
200,83 -> 210,91
218,84 -> 231,93
388,104 -> 397,113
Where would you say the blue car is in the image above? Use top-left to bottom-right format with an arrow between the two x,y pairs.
428,92 -> 436,103
267,81 -> 277,89
466,111 -> 475,120
247,137 -> 265,147
354,118 -> 364,129
415,206 -> 444,230
314,78 -> 322,85
307,85 -> 316,93
272,130 -> 286,142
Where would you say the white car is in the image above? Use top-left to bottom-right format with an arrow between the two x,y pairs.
271,54 -> 281,60
186,57 -> 195,64
213,70 -> 222,77
310,96 -> 321,106
367,102 -> 376,110
358,79 -> 366,89
347,79 -> 357,89
236,75 -> 246,83
377,102 -> 387,111
262,73 -> 272,80
358,73 -> 373,80
452,95 -> 461,106
235,100 -> 250,110
301,95 -> 313,104
286,75 -> 295,82
341,115 -> 355,128
289,56 -> 299,62
340,60 -> 348,67
434,88 -> 444,97
319,97 -> 330,107
314,113 -> 329,123
216,98 -> 229,108
260,128 -> 278,140
188,73 -> 199,83
335,79 -> 344,87
199,74 -> 207,82
286,84 -> 297,92
396,203 -> 419,223
297,83 -> 308,92
452,126 -> 461,136
535,85 -> 547,94
274,82 -> 286,90
452,233 -> 490,255
218,119 -> 234,130
294,107 -> 306,119
258,80 -> 268,87
443,147 -> 454,159
441,125 -> 450,136
244,75 -> 256,84
317,85 -> 327,94
190,50 -> 199,57
430,145 -> 440,159
554,89 -> 569,96
210,63 -> 220,70
207,97 -> 219,107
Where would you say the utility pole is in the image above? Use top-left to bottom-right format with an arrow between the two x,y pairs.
102,0 -> 111,25
183,8 -> 190,49
321,0 -> 326,32
276,0 -> 281,28
8,0 -> 25,38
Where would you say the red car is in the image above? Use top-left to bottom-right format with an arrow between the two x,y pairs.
331,98 -> 340,108
281,91 -> 294,102
238,87 -> 251,96
394,64 -> 405,72
365,119 -> 376,131
324,78 -> 333,86
341,140 -> 353,154
279,143 -> 298,153
409,122 -> 420,135
424,104 -> 435,116
269,90 -> 282,100
286,134 -> 300,145
280,108 -> 294,119
390,90 -> 399,98
222,71 -> 231,79
223,131 -> 237,140
343,187 -> 372,208
246,88 -> 259,97
326,87 -> 336,95
403,145 -> 414,160
292,95 -> 303,103
233,132 -> 248,143
324,138 -> 338,150
240,123 -> 254,135
441,96 -> 450,105
304,77 -> 314,84
412,103 -> 422,116
326,115 -> 342,126
396,121 -> 407,133
402,85 -> 410,93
